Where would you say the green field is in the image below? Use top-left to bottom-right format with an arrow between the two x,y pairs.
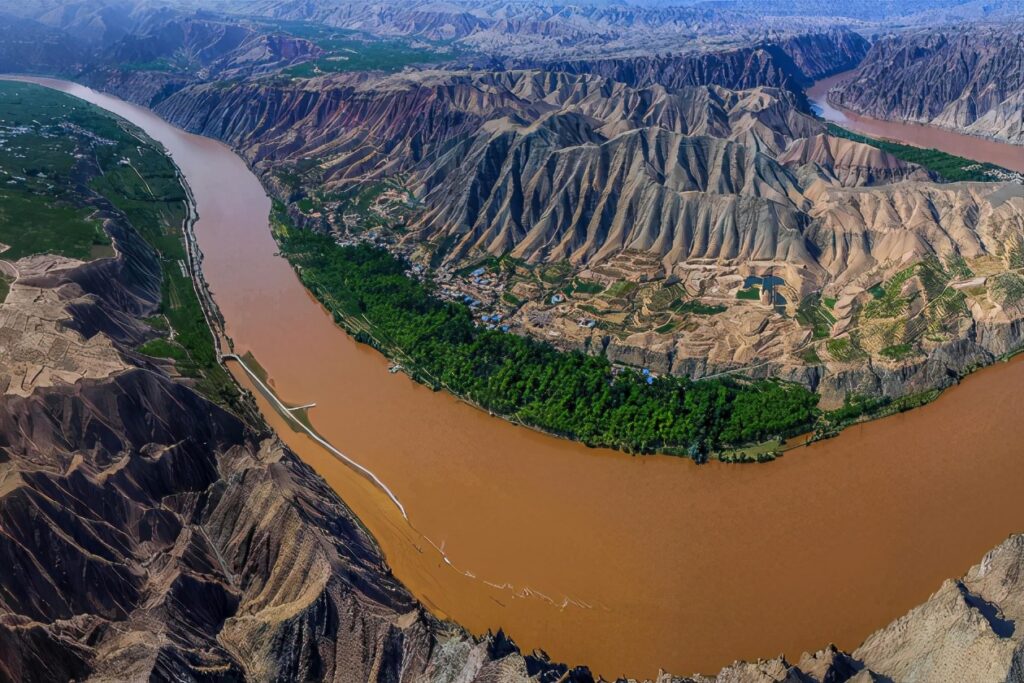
674,300 -> 726,315
0,84 -> 114,260
260,20 -> 455,77
736,286 -> 761,300
826,337 -> 860,362
0,81 -> 238,408
796,293 -> 837,338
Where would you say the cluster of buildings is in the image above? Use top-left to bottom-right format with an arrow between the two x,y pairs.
964,163 -> 1024,184
433,265 -> 515,331
335,228 -> 394,251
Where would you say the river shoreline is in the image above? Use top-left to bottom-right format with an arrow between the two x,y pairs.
807,70 -> 1024,173
818,71 -> 1024,150
11,73 -> 1024,679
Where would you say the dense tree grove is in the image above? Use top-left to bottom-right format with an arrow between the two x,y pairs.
279,229 -> 819,459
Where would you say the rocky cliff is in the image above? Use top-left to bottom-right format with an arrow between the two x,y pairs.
413,125 -> 814,268
777,29 -> 871,82
829,26 -> 1024,144
778,134 -> 935,187
0,12 -> 85,73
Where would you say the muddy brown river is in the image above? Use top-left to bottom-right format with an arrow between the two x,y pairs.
18,76 -> 1024,679
808,71 -> 1024,173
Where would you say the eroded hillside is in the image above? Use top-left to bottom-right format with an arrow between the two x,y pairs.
829,26 -> 1024,144
86,61 -> 1024,409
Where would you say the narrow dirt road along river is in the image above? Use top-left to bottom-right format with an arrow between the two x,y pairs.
19,76 -> 1024,679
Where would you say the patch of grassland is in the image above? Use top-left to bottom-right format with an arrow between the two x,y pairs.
572,278 -> 605,295
736,286 -> 761,300
826,337 -> 861,362
990,272 -> 1024,306
880,343 -> 915,360
0,83 -> 113,260
536,261 -> 572,286
717,438 -> 784,463
603,280 -> 638,298
240,351 -> 270,385
122,59 -> 175,73
654,322 -> 676,334
138,337 -> 189,362
502,292 -> 523,307
796,293 -> 837,338
800,347 -> 822,365
863,265 -> 917,319
646,283 -> 685,310
815,389 -> 941,438
0,191 -> 108,260
269,20 -> 455,77
674,300 -> 726,315
289,406 -> 314,432
860,258 -> 971,354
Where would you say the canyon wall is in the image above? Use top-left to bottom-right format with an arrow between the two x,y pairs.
530,29 -> 870,94
830,27 -> 1024,144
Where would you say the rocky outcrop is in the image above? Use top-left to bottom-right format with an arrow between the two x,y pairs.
777,29 -> 871,82
0,366 -> 587,682
854,534 -> 1024,682
78,67 -> 192,108
779,134 -> 935,187
534,46 -> 806,95
829,26 -> 1024,144
806,182 -> 1024,284
414,125 -> 814,268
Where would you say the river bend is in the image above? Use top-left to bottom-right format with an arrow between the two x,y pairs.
15,75 -> 1024,679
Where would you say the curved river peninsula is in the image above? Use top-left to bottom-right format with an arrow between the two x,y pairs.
16,76 -> 1024,679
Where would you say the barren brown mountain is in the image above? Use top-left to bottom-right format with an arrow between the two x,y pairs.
829,26 -> 1024,144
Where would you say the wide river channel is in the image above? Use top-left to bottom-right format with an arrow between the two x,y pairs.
17,75 -> 1024,679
